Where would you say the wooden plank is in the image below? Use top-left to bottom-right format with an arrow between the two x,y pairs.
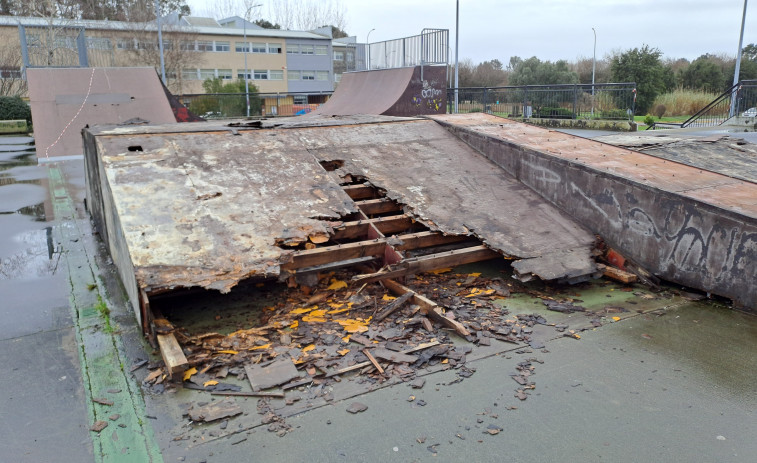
393,231 -> 470,251
374,291 -> 413,322
355,198 -> 402,215
342,184 -> 377,200
601,265 -> 638,284
330,215 -> 413,240
383,279 -> 470,337
324,341 -> 440,378
156,333 -> 188,377
352,245 -> 500,284
282,239 -> 389,270
362,349 -> 385,375
210,391 -> 285,398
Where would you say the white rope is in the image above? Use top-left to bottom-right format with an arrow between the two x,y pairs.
43,67 -> 96,159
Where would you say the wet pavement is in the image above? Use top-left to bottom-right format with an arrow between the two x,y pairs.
1,129 -> 756,462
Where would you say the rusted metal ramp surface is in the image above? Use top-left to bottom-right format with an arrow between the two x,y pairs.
430,113 -> 757,310
83,115 -> 597,331
309,65 -> 446,117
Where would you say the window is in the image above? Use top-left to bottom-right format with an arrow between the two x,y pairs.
316,71 -> 329,81
116,39 -> 135,50
87,37 -> 112,50
217,69 -> 232,79
293,95 -> 307,105
333,51 -> 344,61
237,70 -> 251,80
181,69 -> 198,80
196,41 -> 214,52
199,69 -> 216,79
253,70 -> 268,80
334,73 -> 342,82
136,40 -> 154,50
287,44 -> 299,54
215,41 -> 230,52
346,51 -> 354,63
315,45 -> 328,55
251,42 -> 267,53
0,67 -> 22,79
180,40 -> 195,51
287,70 -> 301,80
301,71 -> 315,80
268,43 -> 282,53
235,41 -> 249,53
162,40 -> 173,50
269,70 -> 284,80
300,45 -> 314,55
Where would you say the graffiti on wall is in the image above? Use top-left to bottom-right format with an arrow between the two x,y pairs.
412,79 -> 443,111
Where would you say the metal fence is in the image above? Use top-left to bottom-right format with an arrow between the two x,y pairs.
18,24 -> 114,68
651,80 -> 757,130
362,28 -> 449,72
448,83 -> 637,120
179,92 -> 334,118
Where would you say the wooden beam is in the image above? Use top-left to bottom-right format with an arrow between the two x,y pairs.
383,279 -> 470,337
362,349 -> 385,375
601,264 -> 638,284
331,215 -> 414,240
282,239 -> 388,270
393,231 -> 470,251
157,333 -> 189,377
324,341 -> 440,378
342,184 -> 377,200
352,245 -> 500,284
355,198 -> 402,215
374,291 -> 413,322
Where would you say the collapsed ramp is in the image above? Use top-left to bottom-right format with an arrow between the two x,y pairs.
83,115 -> 597,337
27,67 -> 192,159
311,66 -> 446,116
431,113 -> 757,310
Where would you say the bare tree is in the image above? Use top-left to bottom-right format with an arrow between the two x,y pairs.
0,43 -> 27,97
265,0 -> 347,32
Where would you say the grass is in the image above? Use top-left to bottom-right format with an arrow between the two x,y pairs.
649,88 -> 719,118
94,295 -> 114,334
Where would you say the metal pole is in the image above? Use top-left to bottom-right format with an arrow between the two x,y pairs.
591,27 -> 596,118
454,0 -> 459,113
244,14 -> 250,118
154,0 -> 165,83
731,0 -> 748,117
367,28 -> 375,70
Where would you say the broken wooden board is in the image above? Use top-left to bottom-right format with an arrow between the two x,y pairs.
156,333 -> 188,377
383,279 -> 470,337
187,397 -> 242,422
244,358 -> 300,391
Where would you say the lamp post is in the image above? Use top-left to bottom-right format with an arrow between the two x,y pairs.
244,4 -> 262,118
730,0 -> 748,117
154,0 -> 165,83
454,0 -> 459,113
366,28 -> 375,70
591,27 -> 596,117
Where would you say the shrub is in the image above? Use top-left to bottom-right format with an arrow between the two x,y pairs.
644,114 -> 655,126
0,96 -> 31,124
654,104 -> 666,119
600,109 -> 628,120
537,107 -> 574,119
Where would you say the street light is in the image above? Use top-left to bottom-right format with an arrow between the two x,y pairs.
454,0 -> 459,113
591,27 -> 596,117
730,0 -> 748,117
244,4 -> 262,118
366,28 -> 375,70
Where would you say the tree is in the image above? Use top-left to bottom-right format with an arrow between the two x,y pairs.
190,77 -> 261,117
680,55 -> 725,93
509,56 -> 578,86
0,43 -> 27,97
265,0 -> 346,32
571,56 -> 611,84
254,19 -> 281,29
611,45 -> 666,114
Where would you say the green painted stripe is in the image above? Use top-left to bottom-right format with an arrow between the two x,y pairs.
48,165 -> 163,463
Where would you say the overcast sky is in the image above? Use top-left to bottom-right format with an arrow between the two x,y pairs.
189,0 -> 756,64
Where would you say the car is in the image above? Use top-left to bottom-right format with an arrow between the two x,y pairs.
741,107 -> 757,117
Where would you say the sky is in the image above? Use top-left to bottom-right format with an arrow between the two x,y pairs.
187,0 -> 757,64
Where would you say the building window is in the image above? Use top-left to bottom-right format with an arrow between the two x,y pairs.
116,39 -> 135,50
316,71 -> 329,81
162,40 -> 173,50
217,69 -> 232,79
215,41 -> 230,52
199,69 -> 216,79
287,44 -> 299,54
293,95 -> 307,105
346,51 -> 354,62
269,70 -> 284,80
268,43 -> 282,53
251,42 -> 267,53
287,70 -> 301,80
315,45 -> 328,55
235,41 -> 249,53
197,41 -> 214,52
0,67 -> 22,79
237,70 -> 252,80
180,40 -> 195,51
333,51 -> 344,61
87,37 -> 112,50
253,70 -> 268,80
300,45 -> 314,55
334,73 -> 342,82
181,69 -> 198,80
136,40 -> 154,50
301,71 -> 315,80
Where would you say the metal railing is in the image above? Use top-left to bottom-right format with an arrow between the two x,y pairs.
448,83 -> 636,120
18,24 -> 115,68
361,29 -> 449,72
650,80 -> 757,130
178,92 -> 334,118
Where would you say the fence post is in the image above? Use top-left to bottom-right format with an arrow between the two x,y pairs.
77,28 -> 88,67
483,87 -> 488,113
573,84 -> 577,119
523,87 -> 528,119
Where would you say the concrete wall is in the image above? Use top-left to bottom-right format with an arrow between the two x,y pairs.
522,117 -> 637,132
440,122 -> 757,311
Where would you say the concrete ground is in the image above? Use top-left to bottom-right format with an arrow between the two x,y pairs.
2,129 -> 756,463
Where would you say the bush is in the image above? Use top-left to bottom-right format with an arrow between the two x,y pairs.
600,109 -> 629,120
651,89 -> 717,117
654,104 -> 666,119
537,107 -> 574,119
0,96 -> 31,124
644,114 -> 655,126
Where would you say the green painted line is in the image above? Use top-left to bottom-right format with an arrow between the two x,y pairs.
48,165 -> 163,463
